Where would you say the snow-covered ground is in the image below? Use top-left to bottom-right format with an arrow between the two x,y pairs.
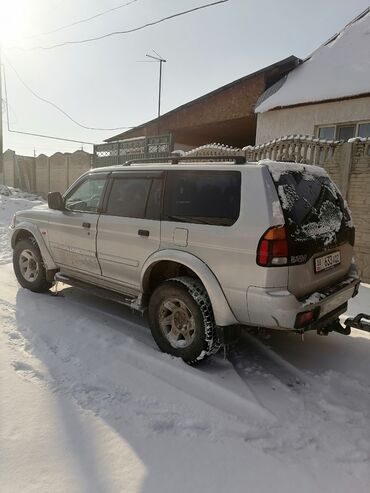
1,191 -> 370,493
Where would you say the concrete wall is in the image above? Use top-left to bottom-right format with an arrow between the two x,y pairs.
1,149 -> 92,197
2,150 -> 16,186
49,153 -> 69,194
256,96 -> 370,144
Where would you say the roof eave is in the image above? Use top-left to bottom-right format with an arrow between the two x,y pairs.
105,55 -> 301,142
257,91 -> 370,113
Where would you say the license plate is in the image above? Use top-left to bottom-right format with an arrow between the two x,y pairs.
315,251 -> 341,273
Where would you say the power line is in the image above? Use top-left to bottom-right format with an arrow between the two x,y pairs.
4,55 -> 134,131
10,0 -> 229,51
2,62 -> 95,146
26,0 -> 139,39
6,128 -> 95,146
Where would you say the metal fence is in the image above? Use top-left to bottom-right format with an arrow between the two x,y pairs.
93,134 -> 174,167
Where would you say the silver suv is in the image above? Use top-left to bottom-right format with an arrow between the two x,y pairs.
10,157 -> 360,363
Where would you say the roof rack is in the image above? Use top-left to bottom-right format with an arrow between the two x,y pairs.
124,155 -> 246,165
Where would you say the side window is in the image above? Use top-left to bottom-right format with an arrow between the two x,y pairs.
163,171 -> 241,226
106,178 -> 152,218
145,179 -> 162,220
65,177 -> 106,212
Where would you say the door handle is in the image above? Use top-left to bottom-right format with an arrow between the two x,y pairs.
82,222 -> 91,229
138,229 -> 150,237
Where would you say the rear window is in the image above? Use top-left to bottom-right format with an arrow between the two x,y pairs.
164,171 -> 241,226
271,167 -> 352,246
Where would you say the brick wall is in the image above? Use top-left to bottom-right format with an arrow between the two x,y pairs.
346,140 -> 370,282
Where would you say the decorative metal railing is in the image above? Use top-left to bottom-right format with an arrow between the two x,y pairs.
93,134 -> 174,167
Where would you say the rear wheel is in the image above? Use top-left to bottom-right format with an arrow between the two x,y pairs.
148,276 -> 220,364
13,238 -> 52,292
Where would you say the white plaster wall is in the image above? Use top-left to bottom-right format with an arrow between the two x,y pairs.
256,96 -> 370,144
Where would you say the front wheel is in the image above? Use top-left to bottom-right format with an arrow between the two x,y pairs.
13,238 -> 52,292
148,277 -> 220,364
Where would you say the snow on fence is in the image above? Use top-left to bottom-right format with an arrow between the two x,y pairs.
182,143 -> 244,159
243,135 -> 343,165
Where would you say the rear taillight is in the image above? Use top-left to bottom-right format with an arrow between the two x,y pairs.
295,308 -> 320,328
257,226 -> 289,267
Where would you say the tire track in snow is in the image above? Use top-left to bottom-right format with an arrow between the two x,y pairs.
227,329 -> 370,465
2,286 -> 370,465
0,290 -> 274,443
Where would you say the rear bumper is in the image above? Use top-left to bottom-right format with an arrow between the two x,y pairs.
246,272 -> 360,331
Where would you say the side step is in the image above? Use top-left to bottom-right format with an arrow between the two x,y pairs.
54,273 -> 143,311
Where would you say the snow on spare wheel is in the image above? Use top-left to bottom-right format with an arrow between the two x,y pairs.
1,184 -> 370,493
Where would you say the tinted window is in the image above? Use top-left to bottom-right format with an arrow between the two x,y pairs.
65,177 -> 106,212
146,178 -> 162,220
106,178 -> 152,218
164,171 -> 241,226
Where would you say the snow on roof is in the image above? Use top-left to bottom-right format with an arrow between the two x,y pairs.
256,8 -> 370,113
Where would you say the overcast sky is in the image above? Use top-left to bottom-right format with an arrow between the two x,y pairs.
1,0 -> 369,156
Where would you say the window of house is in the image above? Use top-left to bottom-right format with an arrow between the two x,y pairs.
106,178 -> 152,218
318,126 -> 335,140
337,125 -> 356,140
65,176 -> 106,213
318,122 -> 370,140
358,122 -> 370,138
163,171 -> 241,226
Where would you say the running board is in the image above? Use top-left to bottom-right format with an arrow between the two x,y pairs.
54,273 -> 143,311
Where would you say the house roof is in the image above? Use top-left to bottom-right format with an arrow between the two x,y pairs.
255,7 -> 370,113
105,55 -> 300,143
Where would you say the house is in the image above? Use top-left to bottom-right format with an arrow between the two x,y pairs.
104,56 -> 299,151
255,7 -> 370,144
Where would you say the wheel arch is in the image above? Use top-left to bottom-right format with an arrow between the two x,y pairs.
141,250 -> 237,327
11,223 -> 57,270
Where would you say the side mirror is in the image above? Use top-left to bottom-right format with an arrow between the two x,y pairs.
48,191 -> 65,211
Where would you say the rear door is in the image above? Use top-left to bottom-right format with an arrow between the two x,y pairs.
270,165 -> 354,298
97,171 -> 162,291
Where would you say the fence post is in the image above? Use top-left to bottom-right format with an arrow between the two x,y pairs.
341,141 -> 353,199
32,155 -> 36,193
116,142 -> 120,165
47,156 -> 51,193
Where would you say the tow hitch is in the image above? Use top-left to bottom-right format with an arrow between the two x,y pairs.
344,313 -> 370,335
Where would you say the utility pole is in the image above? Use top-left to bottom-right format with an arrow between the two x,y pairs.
0,44 -> 3,175
145,51 -> 166,134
